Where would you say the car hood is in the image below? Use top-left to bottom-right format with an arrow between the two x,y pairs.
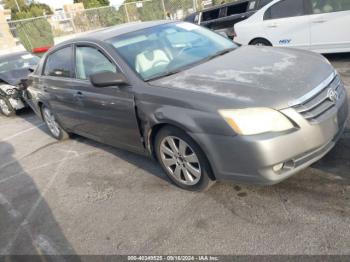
0,68 -> 31,86
150,46 -> 335,109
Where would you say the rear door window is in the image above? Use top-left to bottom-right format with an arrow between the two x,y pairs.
311,0 -> 350,13
264,0 -> 305,20
44,46 -> 73,78
75,46 -> 117,80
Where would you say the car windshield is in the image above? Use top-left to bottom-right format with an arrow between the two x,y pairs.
107,22 -> 237,81
0,53 -> 40,74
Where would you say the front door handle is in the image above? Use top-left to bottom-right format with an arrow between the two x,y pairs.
312,19 -> 326,23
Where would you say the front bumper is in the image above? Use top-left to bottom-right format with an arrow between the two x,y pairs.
191,86 -> 348,185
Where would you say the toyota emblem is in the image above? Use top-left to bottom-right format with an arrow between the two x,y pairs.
327,88 -> 339,103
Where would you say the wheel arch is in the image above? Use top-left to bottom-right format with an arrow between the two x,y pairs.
249,37 -> 273,46
146,122 -> 217,181
37,101 -> 47,120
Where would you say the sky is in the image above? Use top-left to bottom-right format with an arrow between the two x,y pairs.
37,0 -> 125,10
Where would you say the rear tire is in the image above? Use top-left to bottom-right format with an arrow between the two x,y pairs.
250,38 -> 272,46
41,105 -> 69,140
155,126 -> 215,192
0,97 -> 15,117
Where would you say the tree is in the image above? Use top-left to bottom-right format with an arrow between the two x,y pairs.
74,0 -> 110,8
5,0 -> 54,53
4,0 -> 53,19
3,0 -> 26,13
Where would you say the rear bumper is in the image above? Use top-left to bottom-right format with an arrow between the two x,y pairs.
191,91 -> 348,185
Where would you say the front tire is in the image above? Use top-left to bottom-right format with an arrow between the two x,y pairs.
42,106 -> 69,140
0,97 -> 15,117
155,126 -> 215,191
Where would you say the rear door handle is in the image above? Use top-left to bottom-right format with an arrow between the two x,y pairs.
267,23 -> 278,28
74,91 -> 84,99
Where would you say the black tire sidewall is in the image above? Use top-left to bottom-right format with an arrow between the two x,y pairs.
0,98 -> 15,117
155,126 -> 213,191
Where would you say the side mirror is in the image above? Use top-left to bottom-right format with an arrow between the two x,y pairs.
90,71 -> 129,88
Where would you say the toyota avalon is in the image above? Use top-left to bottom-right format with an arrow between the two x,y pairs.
25,21 -> 348,191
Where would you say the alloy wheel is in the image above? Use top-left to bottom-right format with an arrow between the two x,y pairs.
43,107 -> 60,138
159,136 -> 201,186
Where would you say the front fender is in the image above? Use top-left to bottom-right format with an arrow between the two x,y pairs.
137,100 -> 235,157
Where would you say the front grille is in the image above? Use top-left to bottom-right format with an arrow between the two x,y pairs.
292,74 -> 345,123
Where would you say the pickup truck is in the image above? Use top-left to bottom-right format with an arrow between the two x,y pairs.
184,0 -> 273,38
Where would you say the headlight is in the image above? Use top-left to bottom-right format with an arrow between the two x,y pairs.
219,108 -> 294,135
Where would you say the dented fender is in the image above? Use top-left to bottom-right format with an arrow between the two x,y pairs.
0,84 -> 25,110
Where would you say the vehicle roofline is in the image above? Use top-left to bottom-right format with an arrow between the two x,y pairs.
52,20 -> 174,48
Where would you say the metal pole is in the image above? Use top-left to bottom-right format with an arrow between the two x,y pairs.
14,0 -> 21,12
161,0 -> 167,19
124,4 -> 130,22
193,0 -> 197,11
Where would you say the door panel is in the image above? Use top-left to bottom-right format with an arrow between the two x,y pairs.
42,77 -> 85,131
41,45 -> 82,130
69,82 -> 144,152
71,44 -> 144,152
263,16 -> 310,49
310,11 -> 350,52
263,0 -> 311,49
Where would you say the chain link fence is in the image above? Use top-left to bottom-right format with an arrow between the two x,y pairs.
1,0 -> 229,52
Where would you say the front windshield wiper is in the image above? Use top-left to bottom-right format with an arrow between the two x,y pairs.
145,47 -> 236,82
205,47 -> 236,62
145,68 -> 186,82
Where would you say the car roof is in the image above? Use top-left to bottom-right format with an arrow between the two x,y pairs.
0,51 -> 30,60
56,20 -> 173,46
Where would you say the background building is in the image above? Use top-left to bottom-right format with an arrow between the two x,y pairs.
64,3 -> 85,14
0,9 -> 17,49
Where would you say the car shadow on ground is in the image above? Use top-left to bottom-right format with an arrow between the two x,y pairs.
325,52 -> 350,62
16,108 -> 171,184
0,141 -> 80,259
75,135 -> 171,184
312,129 -> 350,181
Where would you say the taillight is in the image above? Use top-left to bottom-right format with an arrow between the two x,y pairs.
232,29 -> 237,38
32,46 -> 51,54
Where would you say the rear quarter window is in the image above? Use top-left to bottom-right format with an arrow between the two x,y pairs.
311,0 -> 350,13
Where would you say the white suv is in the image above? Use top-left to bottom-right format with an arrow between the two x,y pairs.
234,0 -> 350,53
